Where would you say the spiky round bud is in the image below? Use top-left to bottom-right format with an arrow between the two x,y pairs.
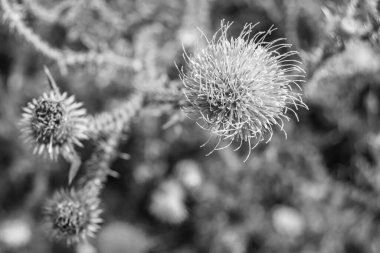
20,90 -> 88,160
179,21 -> 307,160
43,189 -> 102,245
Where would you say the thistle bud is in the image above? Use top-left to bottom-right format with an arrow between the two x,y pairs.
179,21 -> 307,160
43,189 -> 102,245
20,89 -> 88,160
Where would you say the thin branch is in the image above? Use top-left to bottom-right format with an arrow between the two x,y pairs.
0,0 -> 141,73
24,0 -> 74,24
88,91 -> 144,138
1,0 -> 62,61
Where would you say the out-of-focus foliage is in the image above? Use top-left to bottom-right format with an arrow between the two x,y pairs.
1,0 -> 380,252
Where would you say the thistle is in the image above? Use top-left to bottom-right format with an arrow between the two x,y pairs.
19,67 -> 88,160
43,189 -> 103,245
178,21 -> 307,160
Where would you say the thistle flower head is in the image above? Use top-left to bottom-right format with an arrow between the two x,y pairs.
179,21 -> 307,160
20,69 -> 88,160
44,189 -> 102,245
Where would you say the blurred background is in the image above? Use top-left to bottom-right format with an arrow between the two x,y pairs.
1,0 -> 380,252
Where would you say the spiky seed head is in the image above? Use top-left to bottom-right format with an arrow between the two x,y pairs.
43,189 -> 103,245
20,90 -> 88,160
178,20 -> 307,160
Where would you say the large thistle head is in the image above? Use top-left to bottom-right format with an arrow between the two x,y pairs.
20,68 -> 88,160
179,21 -> 307,160
43,189 -> 103,245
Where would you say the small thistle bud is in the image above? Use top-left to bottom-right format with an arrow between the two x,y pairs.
178,21 -> 307,160
44,189 -> 103,245
20,69 -> 88,160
